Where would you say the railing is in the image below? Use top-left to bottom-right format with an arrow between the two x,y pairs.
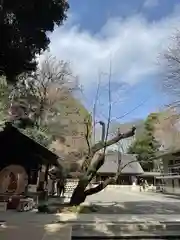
158,172 -> 180,176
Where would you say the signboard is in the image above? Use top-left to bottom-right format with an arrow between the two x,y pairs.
28,185 -> 37,193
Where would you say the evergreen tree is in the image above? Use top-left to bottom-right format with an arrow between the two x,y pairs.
0,0 -> 69,82
128,113 -> 160,171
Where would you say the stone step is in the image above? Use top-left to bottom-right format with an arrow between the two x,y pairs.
69,221 -> 180,228
72,231 -> 180,238
2,221 -> 180,238
71,223 -> 180,237
55,219 -> 180,224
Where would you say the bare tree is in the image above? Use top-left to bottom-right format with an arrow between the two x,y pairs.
8,55 -> 80,132
48,63 -> 137,206
66,122 -> 136,205
161,31 -> 180,110
159,30 -> 180,148
153,109 -> 180,151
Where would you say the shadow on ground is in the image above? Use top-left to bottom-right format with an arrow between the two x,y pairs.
81,201 -> 180,214
46,197 -> 180,236
0,212 -> 71,239
2,198 -> 180,238
69,203 -> 180,238
52,200 -> 180,237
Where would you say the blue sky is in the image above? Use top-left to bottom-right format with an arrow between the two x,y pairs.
68,0 -> 178,33
48,0 -> 180,124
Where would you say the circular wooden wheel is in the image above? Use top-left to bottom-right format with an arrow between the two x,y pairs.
0,165 -> 28,195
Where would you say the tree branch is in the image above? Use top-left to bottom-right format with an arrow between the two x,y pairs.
93,72 -> 101,143
114,150 -> 122,181
103,62 -> 112,153
84,157 -> 154,197
84,178 -> 115,196
81,126 -> 136,172
86,153 -> 105,181
84,118 -> 91,155
91,126 -> 136,154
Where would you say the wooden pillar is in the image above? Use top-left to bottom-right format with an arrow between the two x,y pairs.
44,164 -> 50,188
37,164 -> 49,210
37,166 -> 46,191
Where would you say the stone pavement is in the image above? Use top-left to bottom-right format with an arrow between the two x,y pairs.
2,211 -> 180,224
2,189 -> 180,224
0,223 -> 72,240
2,212 -> 180,238
2,189 -> 180,238
86,186 -> 180,203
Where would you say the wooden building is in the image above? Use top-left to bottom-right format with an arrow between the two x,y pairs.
154,149 -> 180,194
136,172 -> 161,185
0,122 -> 61,197
96,152 -> 144,185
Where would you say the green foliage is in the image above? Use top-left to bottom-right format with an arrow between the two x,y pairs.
0,0 -> 69,82
0,68 -> 91,149
128,136 -> 159,171
0,77 -> 13,122
21,126 -> 52,147
0,77 -> 52,146
63,205 -> 98,213
144,113 -> 159,132
128,113 -> 160,171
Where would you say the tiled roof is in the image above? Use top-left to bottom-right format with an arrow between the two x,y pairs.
98,152 -> 144,174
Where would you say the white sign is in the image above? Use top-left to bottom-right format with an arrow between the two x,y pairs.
28,185 -> 37,193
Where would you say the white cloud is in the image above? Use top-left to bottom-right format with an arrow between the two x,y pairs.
47,10 -> 180,88
143,0 -> 159,8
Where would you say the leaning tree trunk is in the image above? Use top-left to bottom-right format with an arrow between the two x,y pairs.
69,182 -> 87,205
70,153 -> 105,205
70,177 -> 115,206
69,126 -> 136,206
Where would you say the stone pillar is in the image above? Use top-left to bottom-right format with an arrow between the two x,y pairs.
162,156 -> 169,174
163,155 -> 173,192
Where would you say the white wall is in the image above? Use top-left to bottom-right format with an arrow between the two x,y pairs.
164,186 -> 180,194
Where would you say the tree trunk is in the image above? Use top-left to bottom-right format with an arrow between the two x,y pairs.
69,126 -> 136,205
70,154 -> 105,206
70,177 -> 116,205
85,178 -> 115,196
69,183 -> 87,205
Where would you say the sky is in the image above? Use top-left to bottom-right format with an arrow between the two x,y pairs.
47,0 -> 180,124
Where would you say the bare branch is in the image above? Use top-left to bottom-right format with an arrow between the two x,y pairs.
9,55 -> 80,127
80,126 -> 136,172
160,30 -> 180,107
91,126 -> 136,153
93,72 -> 101,143
84,157 -> 154,197
103,61 -> 112,155
111,96 -> 151,122
84,178 -> 114,196
84,117 -> 91,155
114,150 -> 122,181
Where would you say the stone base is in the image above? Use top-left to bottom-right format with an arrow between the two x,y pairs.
0,202 -> 7,212
17,198 -> 35,212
